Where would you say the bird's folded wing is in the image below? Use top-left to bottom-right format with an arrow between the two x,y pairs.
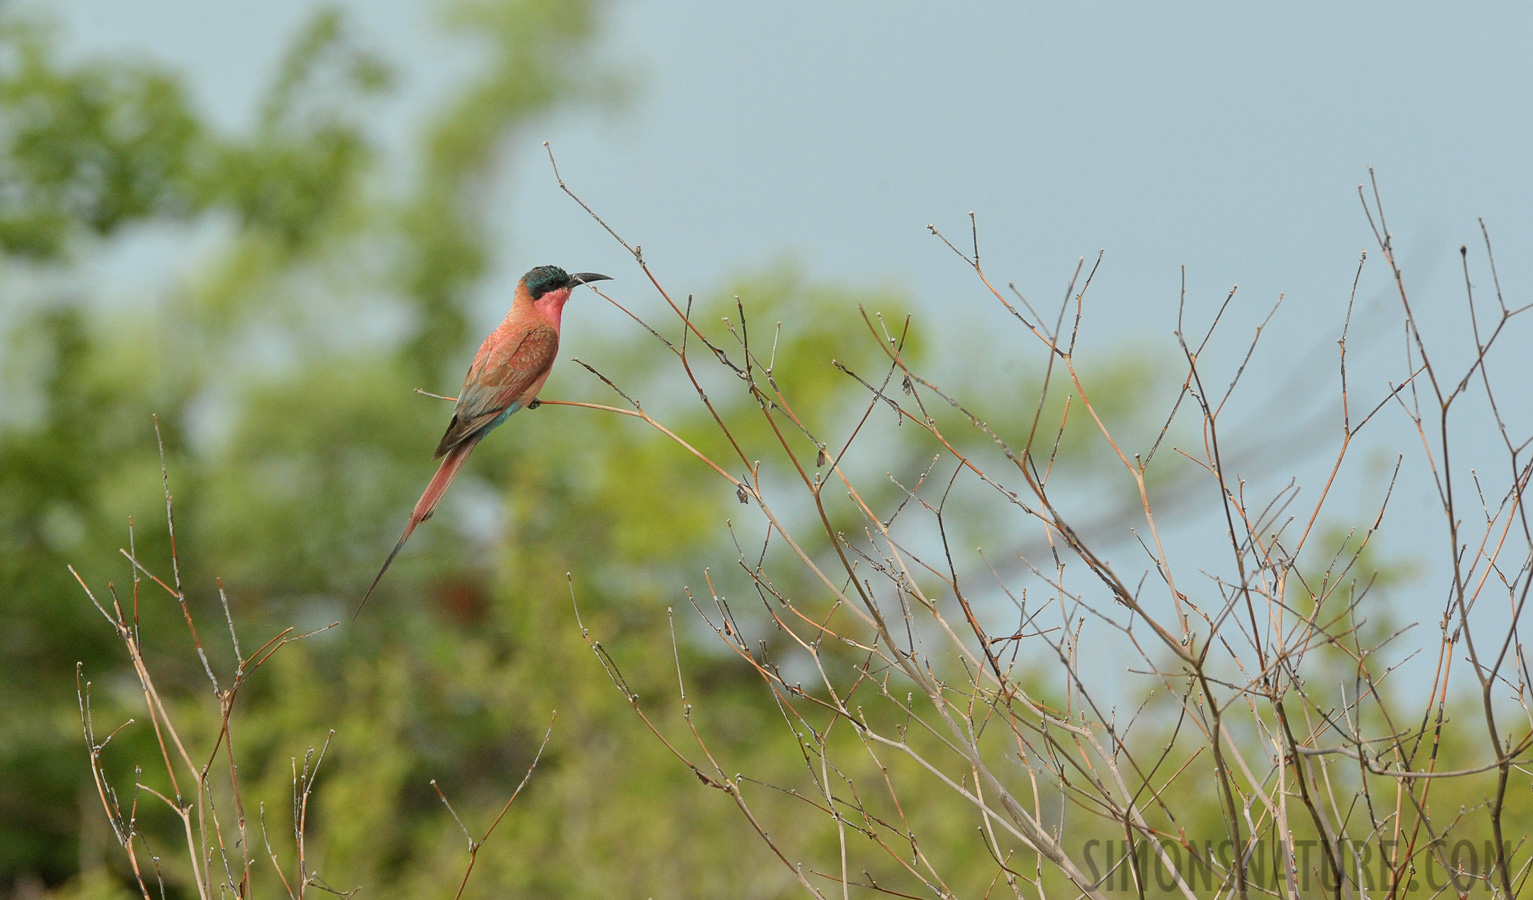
435,324 -> 559,456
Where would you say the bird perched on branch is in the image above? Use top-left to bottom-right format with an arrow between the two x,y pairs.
356,265 -> 611,619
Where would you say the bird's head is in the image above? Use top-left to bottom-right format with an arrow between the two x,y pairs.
521,265 -> 611,310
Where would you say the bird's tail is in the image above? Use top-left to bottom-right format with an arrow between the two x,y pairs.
353,435 -> 483,621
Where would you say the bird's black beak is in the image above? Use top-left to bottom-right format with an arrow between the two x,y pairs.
569,272 -> 612,287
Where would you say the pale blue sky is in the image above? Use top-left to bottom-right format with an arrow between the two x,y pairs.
47,0 -> 1533,677
51,1 -> 1533,332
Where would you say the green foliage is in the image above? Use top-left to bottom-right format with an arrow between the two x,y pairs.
0,305 -> 187,886
211,9 -> 386,250
0,2 -> 625,892
0,19 -> 202,258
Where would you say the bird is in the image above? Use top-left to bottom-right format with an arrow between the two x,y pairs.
355,265 -> 611,620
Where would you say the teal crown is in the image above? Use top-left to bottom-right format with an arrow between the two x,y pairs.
524,265 -> 571,299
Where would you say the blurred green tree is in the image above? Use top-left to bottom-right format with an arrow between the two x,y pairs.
1,2 -> 1064,895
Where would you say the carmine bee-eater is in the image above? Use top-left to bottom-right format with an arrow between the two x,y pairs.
355,265 -> 611,619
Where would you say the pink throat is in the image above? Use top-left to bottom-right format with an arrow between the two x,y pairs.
530,287 -> 572,325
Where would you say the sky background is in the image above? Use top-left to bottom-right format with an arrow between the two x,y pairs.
42,0 -> 1533,674
50,2 -> 1533,334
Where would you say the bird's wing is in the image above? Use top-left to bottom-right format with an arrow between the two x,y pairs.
434,323 -> 559,457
